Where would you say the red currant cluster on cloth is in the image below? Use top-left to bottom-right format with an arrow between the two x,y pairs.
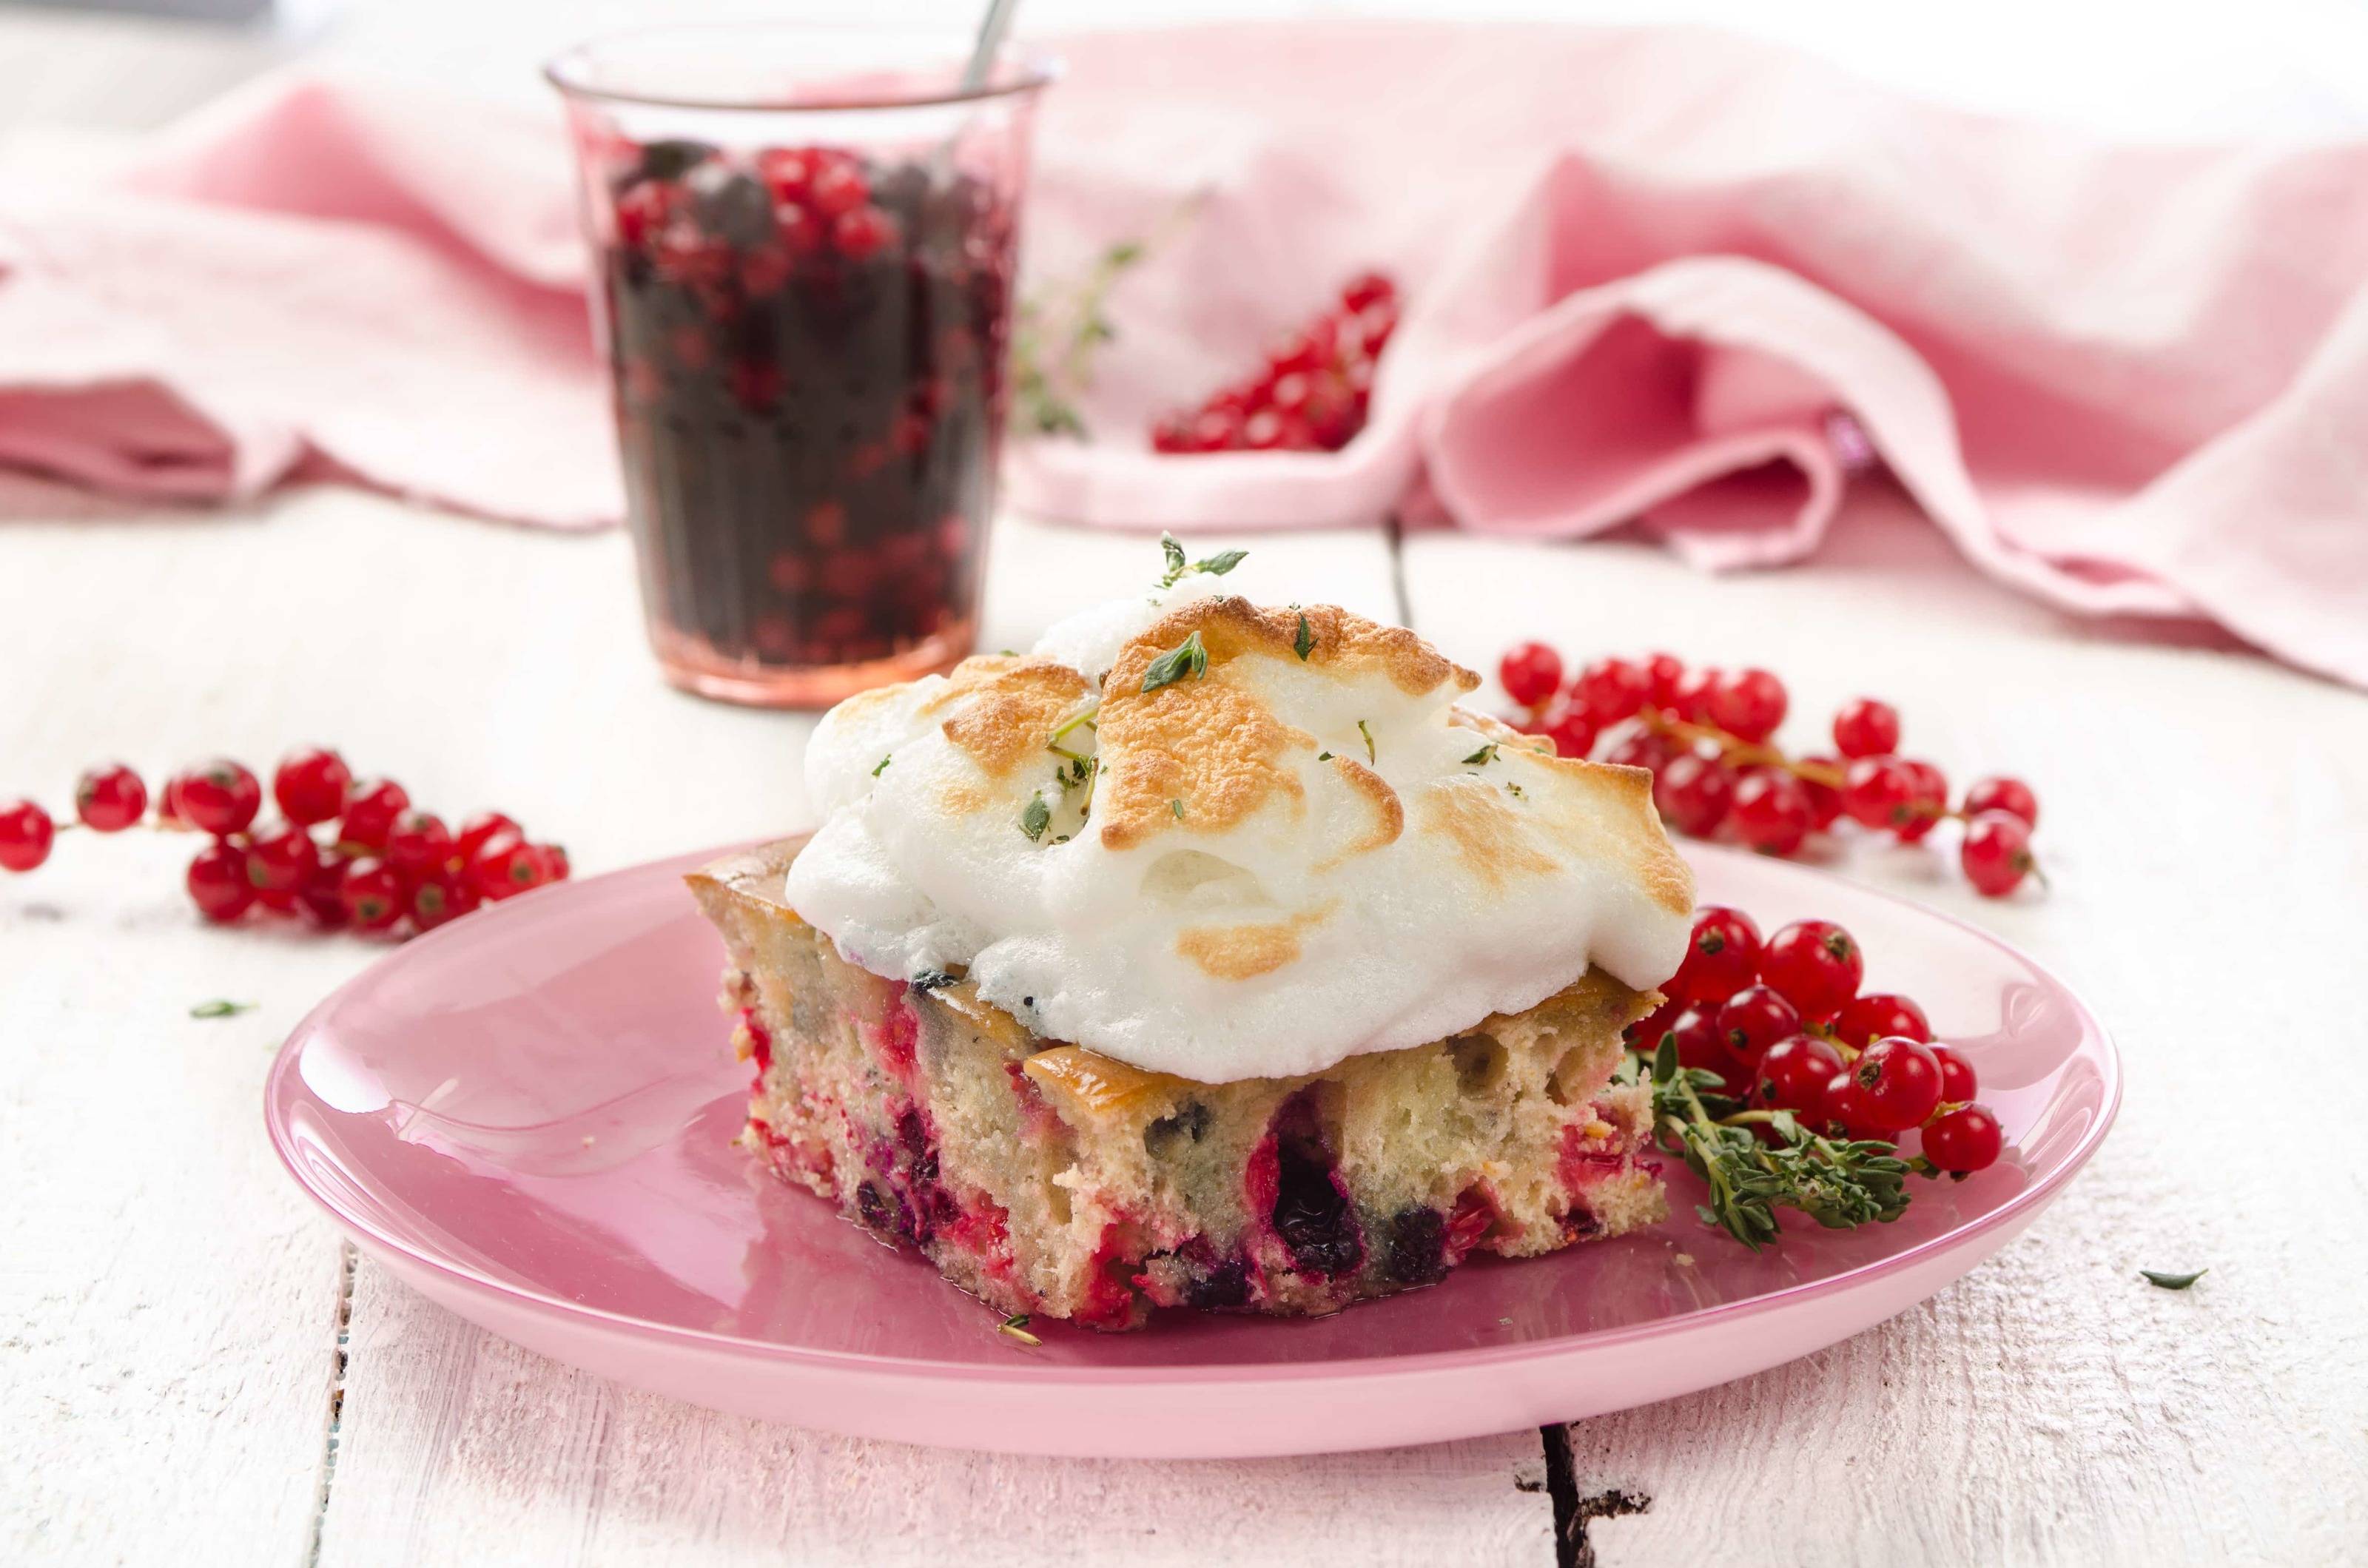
1496,642 -> 2042,897
1150,273 -> 1399,454
1632,907 -> 2002,1174
0,752 -> 568,936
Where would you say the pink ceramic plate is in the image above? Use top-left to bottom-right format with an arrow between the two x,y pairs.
266,843 -> 2117,1458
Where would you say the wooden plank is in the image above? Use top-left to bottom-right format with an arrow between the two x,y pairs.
1398,485 -> 2368,1566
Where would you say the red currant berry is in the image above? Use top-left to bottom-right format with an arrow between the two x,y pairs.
1706,668 -> 1787,742
1832,991 -> 1931,1046
830,204 -> 897,261
175,760 -> 263,836
1795,756 -> 1846,830
1931,1043 -> 1979,1104
1963,775 -> 2039,829
1850,1037 -> 1945,1131
1922,1103 -> 2003,1172
1665,1006 -> 1731,1080
1817,1069 -> 1890,1141
543,844 -> 572,882
808,158 -> 870,218
1753,1034 -> 1846,1111
1831,698 -> 1900,758
338,778 -> 411,853
245,822 -> 320,893
454,811 -> 523,862
385,810 -> 454,881
0,798 -> 56,872
1759,919 -> 1863,1020
1894,759 -> 1948,843
1730,768 -> 1812,856
1339,272 -> 1395,312
298,855 -> 350,929
1653,753 -> 1735,837
1604,729 -> 1675,777
272,747 -> 352,827
1573,656 -> 1649,724
339,856 -> 404,931
1669,666 -> 1720,723
1643,653 -> 1687,710
1498,642 -> 1564,708
1540,704 -> 1598,759
1670,905 -> 1761,1006
1715,984 -> 1802,1069
74,763 -> 147,832
186,841 -> 255,923
467,833 -> 539,900
408,871 -> 477,932
1625,997 -> 1684,1055
755,147 -> 815,204
1961,810 -> 2036,897
1842,756 -> 1916,831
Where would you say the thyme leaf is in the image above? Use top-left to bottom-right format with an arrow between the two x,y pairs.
1462,743 -> 1499,766
1194,548 -> 1248,577
1020,794 -> 1052,842
1294,614 -> 1315,661
2141,1268 -> 2208,1291
1141,630 -> 1208,693
189,999 -> 256,1019
998,1313 -> 1042,1346
872,755 -> 892,777
1170,799 -> 1185,820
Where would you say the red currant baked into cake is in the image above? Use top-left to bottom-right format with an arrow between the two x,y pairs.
689,562 -> 1694,1328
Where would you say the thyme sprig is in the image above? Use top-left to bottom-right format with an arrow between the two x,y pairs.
1156,534 -> 1248,590
1012,197 -> 1206,440
1637,1037 -> 1915,1251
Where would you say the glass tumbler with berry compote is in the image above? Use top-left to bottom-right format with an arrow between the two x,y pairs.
549,27 -> 1055,707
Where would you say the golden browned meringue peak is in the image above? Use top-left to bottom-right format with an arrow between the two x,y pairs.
787,556 -> 1693,1082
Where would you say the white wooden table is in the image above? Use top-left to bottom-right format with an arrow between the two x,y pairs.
4,10 -> 2367,1567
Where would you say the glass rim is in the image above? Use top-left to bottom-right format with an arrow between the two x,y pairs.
544,22 -> 1062,113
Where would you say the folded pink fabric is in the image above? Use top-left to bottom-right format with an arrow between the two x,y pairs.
2,24 -> 2366,687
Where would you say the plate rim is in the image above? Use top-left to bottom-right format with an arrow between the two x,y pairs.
263,838 -> 2122,1387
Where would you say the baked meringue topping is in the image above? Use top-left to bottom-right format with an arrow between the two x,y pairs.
787,568 -> 1694,1083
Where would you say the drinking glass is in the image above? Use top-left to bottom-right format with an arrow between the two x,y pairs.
549,25 -> 1055,706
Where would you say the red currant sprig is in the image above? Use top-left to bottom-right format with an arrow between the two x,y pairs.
1150,272 -> 1398,455
1634,904 -> 2005,1188
1492,643 -> 2046,898
0,753 -> 572,940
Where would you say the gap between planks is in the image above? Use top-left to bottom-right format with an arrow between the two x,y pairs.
306,1242 -> 359,1568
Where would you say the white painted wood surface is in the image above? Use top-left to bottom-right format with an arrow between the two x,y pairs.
3,10 -> 2367,1566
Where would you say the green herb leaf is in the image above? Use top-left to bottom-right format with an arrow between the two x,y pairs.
1504,780 -> 1527,800
1194,548 -> 1248,578
1105,240 -> 1145,269
1141,630 -> 1208,694
1159,533 -> 1188,587
998,1313 -> 1042,1346
2141,1268 -> 2208,1291
1170,799 -> 1185,820
1020,794 -> 1052,842
911,969 -> 956,992
1316,750 -> 1333,762
1358,719 -> 1376,764
189,999 -> 256,1020
1294,613 -> 1315,662
1462,743 -> 1499,766
872,755 -> 892,777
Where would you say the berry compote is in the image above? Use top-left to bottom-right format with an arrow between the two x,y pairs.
551,29 -> 1053,707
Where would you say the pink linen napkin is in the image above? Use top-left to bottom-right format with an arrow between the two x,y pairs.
3,24 -> 2367,688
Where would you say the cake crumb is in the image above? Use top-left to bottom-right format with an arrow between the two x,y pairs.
1674,1253 -> 1695,1268
582,1134 -> 596,1147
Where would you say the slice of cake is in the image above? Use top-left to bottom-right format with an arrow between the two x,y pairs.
690,568 -> 1695,1328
